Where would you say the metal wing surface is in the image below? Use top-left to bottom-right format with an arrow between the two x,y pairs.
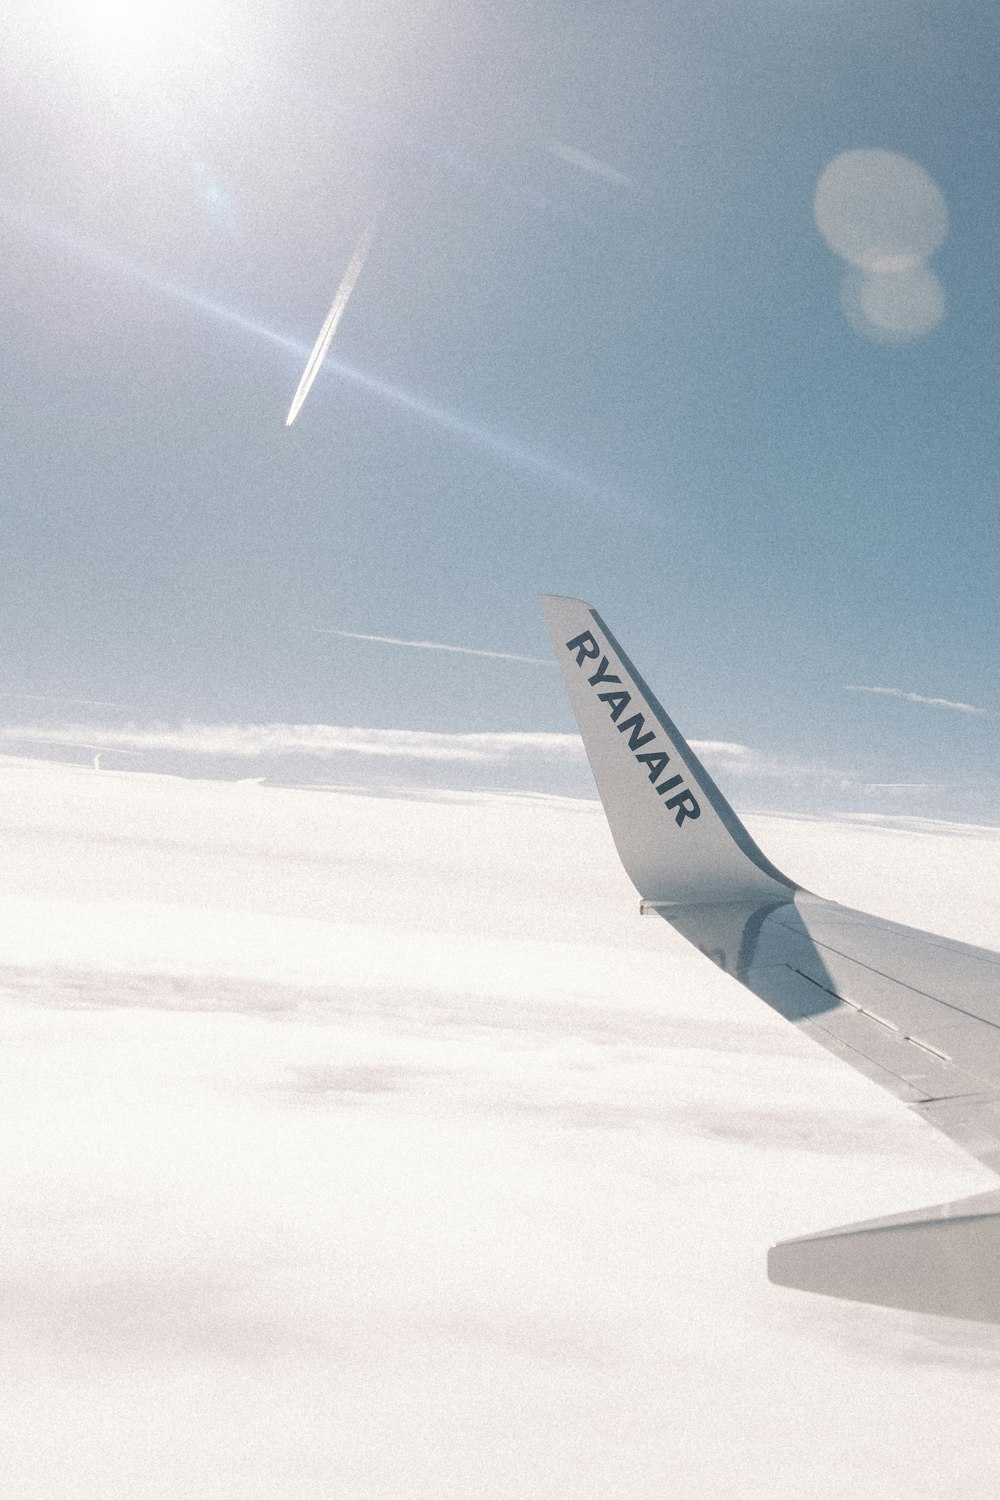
541,594 -> 1000,1320
661,890 -> 1000,1174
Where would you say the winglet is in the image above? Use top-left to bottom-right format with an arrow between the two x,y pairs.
540,596 -> 796,905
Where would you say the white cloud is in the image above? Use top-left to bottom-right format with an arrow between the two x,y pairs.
846,685 -> 985,715
0,720 -> 858,792
1,763 -> 1000,1496
689,738 -> 751,758
0,721 -> 582,763
0,692 -> 123,708
862,782 -> 945,794
693,738 -> 854,786
307,625 -> 555,668
545,139 -> 634,188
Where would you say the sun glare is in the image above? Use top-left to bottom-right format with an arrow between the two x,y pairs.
67,0 -> 177,69
815,149 -> 949,344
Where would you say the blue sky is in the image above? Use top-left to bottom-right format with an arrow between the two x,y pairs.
2,0 -> 999,818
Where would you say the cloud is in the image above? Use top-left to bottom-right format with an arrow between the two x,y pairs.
845,685 -> 985,715
3,766 -> 1000,1495
545,139 -> 634,188
0,693 -> 123,708
0,721 -> 855,791
693,739 -> 853,787
0,720 -> 871,816
307,626 -> 555,668
0,721 -> 582,763
862,783 -> 946,794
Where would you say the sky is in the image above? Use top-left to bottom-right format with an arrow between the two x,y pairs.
7,14 -> 1000,1485
1,0 -> 999,820
5,759 -> 1000,1498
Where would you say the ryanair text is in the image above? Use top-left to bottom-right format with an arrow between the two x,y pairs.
566,629 -> 701,826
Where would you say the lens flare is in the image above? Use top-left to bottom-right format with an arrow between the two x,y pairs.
815,150 -> 947,272
1,200 -> 614,507
815,150 -> 949,344
841,264 -> 946,344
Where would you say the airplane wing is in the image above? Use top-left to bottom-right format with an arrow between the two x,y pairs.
541,594 -> 1000,1322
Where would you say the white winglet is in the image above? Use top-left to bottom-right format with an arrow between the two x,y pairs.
540,596 -> 796,906
543,595 -> 1000,1320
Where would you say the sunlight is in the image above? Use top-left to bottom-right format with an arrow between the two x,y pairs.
68,0 -> 168,66
0,200 -> 614,508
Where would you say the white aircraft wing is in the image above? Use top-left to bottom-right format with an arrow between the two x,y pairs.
541,594 -> 1000,1322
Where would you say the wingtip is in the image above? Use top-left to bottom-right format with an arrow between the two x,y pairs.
538,593 -> 595,611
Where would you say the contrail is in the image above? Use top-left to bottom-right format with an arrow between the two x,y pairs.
286,217 -> 377,427
1,199 -> 617,506
308,626 -> 555,667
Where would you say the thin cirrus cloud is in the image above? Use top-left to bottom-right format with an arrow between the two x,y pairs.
0,692 -> 124,708
0,722 -> 850,786
0,722 -> 583,764
862,783 -> 947,795
308,626 -> 556,668
544,139 -> 635,189
845,685 -> 986,715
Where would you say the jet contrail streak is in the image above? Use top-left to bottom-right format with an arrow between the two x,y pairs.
0,199 -> 617,506
286,218 -> 377,427
308,626 -> 555,667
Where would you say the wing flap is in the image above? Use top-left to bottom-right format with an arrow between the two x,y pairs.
918,1096 -> 1000,1177
662,891 -> 1000,1121
920,1023 -> 1000,1083
796,1019 -> 933,1104
802,1009 -> 983,1100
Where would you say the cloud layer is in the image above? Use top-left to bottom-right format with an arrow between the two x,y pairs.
0,721 -> 581,763
0,720 -> 841,779
3,762 -> 1000,1496
0,716 -> 987,821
